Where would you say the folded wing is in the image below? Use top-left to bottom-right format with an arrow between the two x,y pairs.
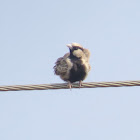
53,53 -> 70,75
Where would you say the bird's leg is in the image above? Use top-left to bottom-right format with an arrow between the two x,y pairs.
67,81 -> 72,89
79,80 -> 83,88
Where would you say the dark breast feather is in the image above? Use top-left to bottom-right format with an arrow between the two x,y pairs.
69,60 -> 87,83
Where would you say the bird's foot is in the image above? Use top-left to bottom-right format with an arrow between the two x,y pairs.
79,81 -> 83,88
68,82 -> 72,89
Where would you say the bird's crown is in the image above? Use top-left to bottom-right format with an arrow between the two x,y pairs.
71,43 -> 83,48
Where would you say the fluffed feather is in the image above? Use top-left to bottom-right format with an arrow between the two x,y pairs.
53,43 -> 91,88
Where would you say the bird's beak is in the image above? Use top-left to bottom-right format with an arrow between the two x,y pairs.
67,44 -> 72,50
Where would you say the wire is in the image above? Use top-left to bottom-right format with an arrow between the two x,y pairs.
0,80 -> 140,91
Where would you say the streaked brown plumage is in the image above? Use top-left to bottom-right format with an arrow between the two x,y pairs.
53,43 -> 91,88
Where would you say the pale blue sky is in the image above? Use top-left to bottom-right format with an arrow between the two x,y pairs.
0,0 -> 140,140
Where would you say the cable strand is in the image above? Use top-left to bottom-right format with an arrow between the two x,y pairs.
0,80 -> 140,91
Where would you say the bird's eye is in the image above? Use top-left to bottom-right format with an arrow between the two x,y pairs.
74,48 -> 78,50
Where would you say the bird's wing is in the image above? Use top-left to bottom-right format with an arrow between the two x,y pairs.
54,53 -> 70,75
83,49 -> 91,72
83,49 -> 90,61
87,63 -> 91,72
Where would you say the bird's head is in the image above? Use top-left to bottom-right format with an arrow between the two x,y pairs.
67,43 -> 84,58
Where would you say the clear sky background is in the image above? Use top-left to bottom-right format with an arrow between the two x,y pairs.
0,0 -> 140,139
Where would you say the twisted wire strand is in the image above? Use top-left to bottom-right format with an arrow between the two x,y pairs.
0,80 -> 140,91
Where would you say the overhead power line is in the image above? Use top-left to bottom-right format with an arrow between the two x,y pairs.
0,80 -> 140,91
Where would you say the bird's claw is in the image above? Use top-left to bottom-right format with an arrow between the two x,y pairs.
68,82 -> 72,89
79,81 -> 83,88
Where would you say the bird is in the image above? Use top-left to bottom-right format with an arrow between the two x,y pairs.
53,43 -> 91,88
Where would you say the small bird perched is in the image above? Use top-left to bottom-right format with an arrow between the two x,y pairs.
53,43 -> 91,88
